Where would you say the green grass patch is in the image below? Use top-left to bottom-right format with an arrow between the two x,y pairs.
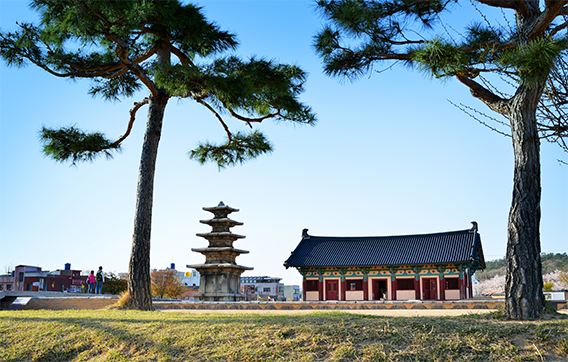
0,310 -> 567,361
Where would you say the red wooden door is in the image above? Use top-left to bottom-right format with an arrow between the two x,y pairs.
326,280 -> 339,300
372,280 -> 380,300
372,279 -> 387,300
422,278 -> 437,300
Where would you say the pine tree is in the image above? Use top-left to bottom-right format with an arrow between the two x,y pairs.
314,0 -> 567,319
0,0 -> 315,310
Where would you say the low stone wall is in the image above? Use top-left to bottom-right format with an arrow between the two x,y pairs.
1,292 -> 566,311
153,299 -> 506,311
0,291 -> 118,310
16,297 -> 118,310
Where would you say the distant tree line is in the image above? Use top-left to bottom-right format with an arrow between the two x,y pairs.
477,253 -> 568,281
102,272 -> 128,295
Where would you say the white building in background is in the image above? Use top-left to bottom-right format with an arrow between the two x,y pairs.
181,269 -> 200,287
159,263 -> 200,287
240,276 -> 284,301
283,285 -> 302,301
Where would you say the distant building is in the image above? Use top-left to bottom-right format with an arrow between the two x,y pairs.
181,269 -> 200,287
0,271 -> 16,291
1,264 -> 87,293
177,266 -> 201,301
282,285 -> 302,301
157,264 -> 201,287
284,223 -> 485,302
240,276 -> 284,301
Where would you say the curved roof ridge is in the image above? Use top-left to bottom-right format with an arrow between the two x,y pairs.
306,228 -> 472,240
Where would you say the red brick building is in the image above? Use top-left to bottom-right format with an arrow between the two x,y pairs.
3,264 -> 87,293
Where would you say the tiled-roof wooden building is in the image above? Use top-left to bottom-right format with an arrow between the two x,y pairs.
284,222 -> 485,302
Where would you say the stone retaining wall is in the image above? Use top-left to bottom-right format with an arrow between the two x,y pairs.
18,297 -> 118,310
1,292 -> 566,311
0,292 -> 118,310
153,300 -> 506,311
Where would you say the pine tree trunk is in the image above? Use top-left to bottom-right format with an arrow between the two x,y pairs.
127,93 -> 168,310
505,83 -> 545,319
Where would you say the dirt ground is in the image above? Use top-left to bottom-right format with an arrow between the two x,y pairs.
160,308 -> 568,317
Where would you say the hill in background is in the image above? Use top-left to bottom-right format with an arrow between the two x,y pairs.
476,252 -> 568,281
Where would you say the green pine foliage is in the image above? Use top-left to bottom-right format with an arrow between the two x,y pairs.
314,0 -> 567,86
40,126 -> 119,164
0,0 -> 315,167
190,131 -> 273,169
412,38 -> 470,78
499,38 -> 568,86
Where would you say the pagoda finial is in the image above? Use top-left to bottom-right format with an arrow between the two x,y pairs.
218,201 -> 225,207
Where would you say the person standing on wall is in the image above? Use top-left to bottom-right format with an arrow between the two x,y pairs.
88,270 -> 96,294
95,266 -> 104,294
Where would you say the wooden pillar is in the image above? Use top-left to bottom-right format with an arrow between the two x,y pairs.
463,271 -> 471,299
318,279 -> 323,301
363,277 -> 368,301
391,278 -> 397,301
468,275 -> 473,299
458,275 -> 464,299
302,279 -> 307,301
437,266 -> 445,301
414,278 -> 420,300
466,271 -> 472,299
439,277 -> 445,301
463,272 -> 468,299
338,269 -> 347,301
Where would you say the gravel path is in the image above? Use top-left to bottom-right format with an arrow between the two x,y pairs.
160,309 -> 495,316
160,308 -> 568,316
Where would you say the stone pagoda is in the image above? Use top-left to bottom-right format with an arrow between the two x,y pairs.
187,201 -> 252,301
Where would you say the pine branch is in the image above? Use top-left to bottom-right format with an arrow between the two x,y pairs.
114,98 -> 150,145
196,99 -> 235,140
40,126 -> 120,164
448,99 -> 511,137
456,74 -> 510,114
474,0 -> 525,12
531,0 -> 568,39
170,45 -> 196,67
226,107 -> 280,124
103,32 -> 159,96
189,131 -> 273,169
548,20 -> 568,38
39,98 -> 149,164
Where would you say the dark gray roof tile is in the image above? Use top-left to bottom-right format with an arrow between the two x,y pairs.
284,226 -> 485,269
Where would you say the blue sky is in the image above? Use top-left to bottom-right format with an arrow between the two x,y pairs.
0,0 -> 566,287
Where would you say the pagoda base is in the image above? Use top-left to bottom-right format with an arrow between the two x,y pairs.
188,264 -> 251,302
194,292 -> 246,302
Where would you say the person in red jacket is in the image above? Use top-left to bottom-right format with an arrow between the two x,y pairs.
87,270 -> 96,294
